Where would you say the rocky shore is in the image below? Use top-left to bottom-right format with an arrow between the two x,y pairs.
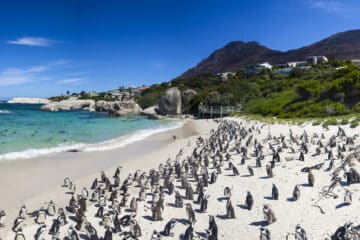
7,98 -> 51,104
15,86 -> 197,119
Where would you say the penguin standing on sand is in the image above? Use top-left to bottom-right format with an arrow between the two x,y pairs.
271,184 -> 279,200
162,218 -> 176,236
245,191 -> 254,210
200,195 -> 209,212
104,227 -> 112,240
293,185 -> 300,201
207,215 -> 218,240
184,223 -> 194,240
308,170 -> 315,187
226,199 -> 235,219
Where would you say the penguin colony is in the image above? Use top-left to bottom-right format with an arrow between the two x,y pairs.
1,120 -> 360,240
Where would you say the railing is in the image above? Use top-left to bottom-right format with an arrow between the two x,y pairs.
198,104 -> 244,118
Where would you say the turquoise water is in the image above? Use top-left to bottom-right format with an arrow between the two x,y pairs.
0,103 -> 181,160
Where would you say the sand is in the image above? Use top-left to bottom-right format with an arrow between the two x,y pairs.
1,117 -> 360,240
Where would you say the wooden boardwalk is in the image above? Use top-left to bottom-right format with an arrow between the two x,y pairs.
198,104 -> 244,118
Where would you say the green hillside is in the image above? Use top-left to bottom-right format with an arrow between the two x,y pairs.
138,60 -> 360,119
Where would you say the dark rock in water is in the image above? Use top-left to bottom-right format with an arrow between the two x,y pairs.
58,130 -> 66,134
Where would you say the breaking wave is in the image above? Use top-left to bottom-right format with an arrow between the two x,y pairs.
0,121 -> 185,161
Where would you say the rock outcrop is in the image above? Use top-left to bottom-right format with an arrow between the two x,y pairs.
106,100 -> 142,117
95,100 -> 142,116
141,105 -> 163,119
158,87 -> 182,116
181,89 -> 197,113
41,99 -> 95,112
8,97 -> 51,104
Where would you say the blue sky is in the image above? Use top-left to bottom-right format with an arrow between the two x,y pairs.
0,0 -> 359,99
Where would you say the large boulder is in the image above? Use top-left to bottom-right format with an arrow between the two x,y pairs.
141,105 -> 164,119
158,87 -> 181,115
181,89 -> 197,113
107,100 -> 142,117
95,100 -> 112,112
41,99 -> 95,112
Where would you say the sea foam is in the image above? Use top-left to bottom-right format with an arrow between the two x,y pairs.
0,110 -> 12,114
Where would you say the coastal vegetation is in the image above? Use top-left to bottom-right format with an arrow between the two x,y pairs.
138,60 -> 360,119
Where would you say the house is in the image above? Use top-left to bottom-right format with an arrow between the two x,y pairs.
287,61 -> 307,68
274,67 -> 293,75
243,62 -> 273,76
216,72 -> 236,80
306,56 -> 328,65
351,59 -> 360,67
132,85 -> 150,95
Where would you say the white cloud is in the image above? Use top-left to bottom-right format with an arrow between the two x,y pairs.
7,37 -> 58,47
56,78 -> 83,85
0,60 -> 70,87
305,0 -> 359,18
0,70 -> 31,87
0,75 -> 31,87
50,60 -> 72,66
306,0 -> 343,13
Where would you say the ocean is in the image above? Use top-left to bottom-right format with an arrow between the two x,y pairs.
0,103 -> 183,160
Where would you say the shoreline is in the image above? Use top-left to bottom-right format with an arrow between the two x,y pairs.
0,119 -> 185,161
0,118 -> 217,239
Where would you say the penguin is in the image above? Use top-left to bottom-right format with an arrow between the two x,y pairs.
162,218 -> 176,236
183,223 -> 194,240
68,226 -> 79,240
308,170 -> 315,187
248,166 -> 254,176
260,227 -> 271,240
47,200 -> 56,216
63,178 -> 71,187
266,165 -> 273,178
245,191 -> 254,210
104,227 -> 112,240
226,199 -> 235,219
207,215 -> 218,240
185,204 -> 196,224
224,187 -> 232,199
293,185 -> 300,201
0,210 -> 6,227
344,190 -> 352,205
271,184 -> 279,200
263,205 -> 276,224
14,228 -> 26,240
299,151 -> 304,161
200,195 -> 209,212
295,224 -> 308,240
129,220 -> 142,238
34,224 -> 47,240
151,230 -> 162,240
129,197 -> 138,212
232,166 -> 240,176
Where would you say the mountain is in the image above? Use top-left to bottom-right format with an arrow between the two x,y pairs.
180,30 -> 360,78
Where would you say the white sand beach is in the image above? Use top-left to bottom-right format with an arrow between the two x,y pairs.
1,117 -> 360,240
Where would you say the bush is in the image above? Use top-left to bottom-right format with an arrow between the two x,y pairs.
350,119 -> 359,128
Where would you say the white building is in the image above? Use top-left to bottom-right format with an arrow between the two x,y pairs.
287,61 -> 307,68
351,59 -> 360,67
306,56 -> 328,65
243,62 -> 273,76
216,72 -> 236,80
